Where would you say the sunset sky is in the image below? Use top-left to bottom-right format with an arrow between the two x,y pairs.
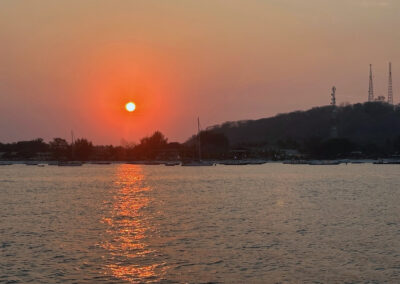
1,0 -> 399,145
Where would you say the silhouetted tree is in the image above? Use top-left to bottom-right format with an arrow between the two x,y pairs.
14,138 -> 49,158
49,138 -> 69,160
131,131 -> 168,160
73,138 -> 93,161
140,131 -> 168,147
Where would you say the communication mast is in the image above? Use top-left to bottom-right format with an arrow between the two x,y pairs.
330,86 -> 338,138
388,62 -> 393,104
368,64 -> 374,102
331,86 -> 336,107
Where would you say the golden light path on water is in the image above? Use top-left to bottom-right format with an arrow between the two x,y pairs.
101,165 -> 165,283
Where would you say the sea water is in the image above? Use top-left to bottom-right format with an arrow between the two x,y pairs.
1,163 -> 400,283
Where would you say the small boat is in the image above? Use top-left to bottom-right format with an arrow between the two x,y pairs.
283,160 -> 308,165
165,162 -> 180,166
25,162 -> 39,166
181,117 -> 214,167
182,161 -> 215,166
308,160 -> 341,165
220,160 -> 248,165
58,161 -> 83,167
247,160 -> 267,165
373,159 -> 400,164
37,164 -> 46,167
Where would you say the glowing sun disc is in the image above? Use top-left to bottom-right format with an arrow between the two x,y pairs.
125,102 -> 136,112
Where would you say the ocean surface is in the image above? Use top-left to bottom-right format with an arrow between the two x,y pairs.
1,163 -> 400,283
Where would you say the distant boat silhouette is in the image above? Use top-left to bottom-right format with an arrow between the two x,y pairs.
220,160 -> 248,165
308,160 -> 341,165
373,159 -> 400,164
58,161 -> 83,166
165,161 -> 180,166
182,117 -> 214,166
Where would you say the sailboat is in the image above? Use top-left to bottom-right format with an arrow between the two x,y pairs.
181,118 -> 214,166
58,131 -> 83,166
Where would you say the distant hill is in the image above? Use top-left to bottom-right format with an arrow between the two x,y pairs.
207,102 -> 400,149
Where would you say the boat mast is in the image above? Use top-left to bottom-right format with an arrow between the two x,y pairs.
71,130 -> 75,161
197,117 -> 201,161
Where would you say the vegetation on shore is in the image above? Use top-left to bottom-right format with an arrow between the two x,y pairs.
2,102 -> 400,161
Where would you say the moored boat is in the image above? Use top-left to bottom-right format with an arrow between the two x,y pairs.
181,117 -> 214,167
373,159 -> 400,164
220,160 -> 248,165
58,161 -> 83,166
308,160 -> 341,165
182,161 -> 215,166
165,162 -> 180,166
283,160 -> 308,165
247,160 -> 267,165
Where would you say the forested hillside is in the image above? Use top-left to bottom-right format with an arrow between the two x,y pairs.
207,102 -> 400,152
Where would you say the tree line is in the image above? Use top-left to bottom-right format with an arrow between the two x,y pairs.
2,102 -> 400,161
0,131 -> 232,161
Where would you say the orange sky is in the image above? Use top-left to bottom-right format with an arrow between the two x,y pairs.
1,0 -> 399,144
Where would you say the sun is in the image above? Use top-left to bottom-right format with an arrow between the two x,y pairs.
125,102 -> 136,112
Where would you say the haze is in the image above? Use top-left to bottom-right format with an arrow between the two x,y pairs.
1,0 -> 399,145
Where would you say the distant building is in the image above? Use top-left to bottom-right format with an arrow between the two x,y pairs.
281,149 -> 304,159
0,152 -> 18,160
375,96 -> 386,102
33,152 -> 52,161
230,148 -> 249,159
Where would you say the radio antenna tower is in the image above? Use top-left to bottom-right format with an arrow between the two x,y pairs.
331,86 -> 336,107
388,62 -> 393,104
368,64 -> 374,102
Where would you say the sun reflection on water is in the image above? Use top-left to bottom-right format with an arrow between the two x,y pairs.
101,164 -> 164,283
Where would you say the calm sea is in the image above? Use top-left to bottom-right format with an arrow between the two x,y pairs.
1,163 -> 400,283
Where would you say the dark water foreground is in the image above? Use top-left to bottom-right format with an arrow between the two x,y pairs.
1,164 -> 399,283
